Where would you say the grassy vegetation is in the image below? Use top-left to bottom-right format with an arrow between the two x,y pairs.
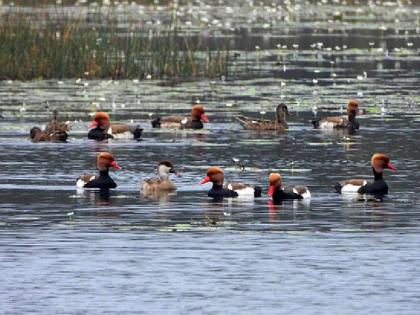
0,10 -> 229,80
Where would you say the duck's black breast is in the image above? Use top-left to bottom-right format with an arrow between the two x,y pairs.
272,188 -> 302,204
208,184 -> 238,199
88,127 -> 114,141
357,179 -> 388,195
84,170 -> 117,189
357,168 -> 388,195
184,119 -> 203,129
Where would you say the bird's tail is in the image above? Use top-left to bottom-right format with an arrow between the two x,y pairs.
334,182 -> 342,194
151,117 -> 161,128
254,185 -> 262,197
311,120 -> 320,129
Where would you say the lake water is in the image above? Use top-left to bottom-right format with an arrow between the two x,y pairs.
1,1 -> 420,314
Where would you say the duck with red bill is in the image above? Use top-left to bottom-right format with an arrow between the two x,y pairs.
76,152 -> 121,189
151,104 -> 210,129
200,167 -> 261,199
335,153 -> 397,195
88,112 -> 143,141
268,173 -> 311,204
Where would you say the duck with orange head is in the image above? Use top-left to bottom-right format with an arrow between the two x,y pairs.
312,99 -> 362,130
88,112 -> 143,141
200,167 -> 262,199
151,104 -> 209,129
268,173 -> 311,204
76,152 -> 122,189
335,153 -> 397,195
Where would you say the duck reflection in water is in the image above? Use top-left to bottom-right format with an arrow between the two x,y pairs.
78,188 -> 113,205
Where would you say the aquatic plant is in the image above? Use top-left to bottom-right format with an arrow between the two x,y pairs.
0,8 -> 229,80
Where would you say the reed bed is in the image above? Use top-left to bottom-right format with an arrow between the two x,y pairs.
0,9 -> 229,80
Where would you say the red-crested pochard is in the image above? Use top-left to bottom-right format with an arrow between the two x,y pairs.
312,99 -> 362,130
76,152 -> 122,189
335,153 -> 397,195
88,112 -> 143,141
268,173 -> 311,204
200,166 -> 262,198
140,161 -> 180,193
236,103 -> 290,131
151,104 -> 209,129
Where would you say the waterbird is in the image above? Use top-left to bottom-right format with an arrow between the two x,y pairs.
140,161 -> 180,193
88,112 -> 143,141
235,103 -> 290,131
200,167 -> 262,199
151,104 -> 209,129
312,100 -> 362,130
76,152 -> 121,189
268,173 -> 311,204
30,110 -> 70,142
334,153 -> 397,196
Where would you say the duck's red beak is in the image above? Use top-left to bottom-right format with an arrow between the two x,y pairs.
387,162 -> 397,172
110,161 -> 122,170
200,176 -> 210,184
89,120 -> 98,129
268,185 -> 275,197
201,114 -> 209,123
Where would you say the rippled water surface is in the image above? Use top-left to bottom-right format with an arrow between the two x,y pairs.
1,1 -> 420,314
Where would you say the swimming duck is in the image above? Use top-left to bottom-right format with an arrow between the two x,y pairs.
334,153 -> 397,195
312,99 -> 361,130
88,112 -> 143,141
30,110 -> 69,142
76,152 -> 122,189
141,161 -> 179,192
151,104 -> 209,129
200,166 -> 262,199
236,103 -> 290,131
268,173 -> 311,204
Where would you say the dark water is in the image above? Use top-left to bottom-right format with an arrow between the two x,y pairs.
1,1 -> 420,314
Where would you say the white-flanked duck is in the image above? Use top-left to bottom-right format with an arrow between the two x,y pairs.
141,161 -> 180,193
88,112 -> 143,141
312,99 -> 362,130
76,152 -> 122,189
236,103 -> 290,131
335,153 -> 397,195
200,166 -> 262,199
151,104 -> 209,129
268,173 -> 311,204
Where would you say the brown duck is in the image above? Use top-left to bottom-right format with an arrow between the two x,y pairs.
236,103 -> 290,131
140,161 -> 179,193
151,104 -> 209,129
30,110 -> 70,142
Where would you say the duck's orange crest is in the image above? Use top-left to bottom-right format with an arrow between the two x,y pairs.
93,112 -> 110,121
207,166 -> 224,176
269,173 -> 282,185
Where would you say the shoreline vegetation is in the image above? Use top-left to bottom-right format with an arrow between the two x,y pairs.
0,2 -> 229,80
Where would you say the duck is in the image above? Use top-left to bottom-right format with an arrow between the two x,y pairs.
140,161 -> 179,193
312,99 -> 362,130
236,103 -> 290,131
200,166 -> 262,199
76,152 -> 122,189
268,173 -> 311,204
151,104 -> 209,129
334,153 -> 397,195
30,110 -> 70,142
88,112 -> 143,141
